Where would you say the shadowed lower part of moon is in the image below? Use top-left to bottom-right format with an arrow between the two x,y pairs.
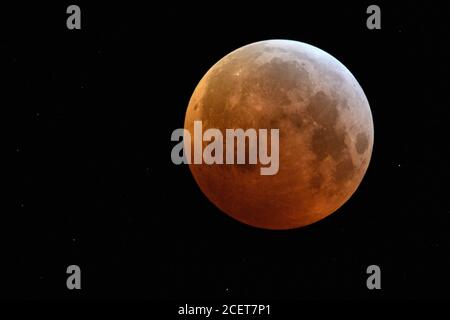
184,39 -> 374,230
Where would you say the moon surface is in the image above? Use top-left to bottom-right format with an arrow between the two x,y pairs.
184,39 -> 374,230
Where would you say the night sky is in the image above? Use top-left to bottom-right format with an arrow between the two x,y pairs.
4,2 -> 450,301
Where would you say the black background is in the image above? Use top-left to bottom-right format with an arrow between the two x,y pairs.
3,1 -> 450,300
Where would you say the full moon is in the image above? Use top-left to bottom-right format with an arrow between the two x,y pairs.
184,39 -> 374,230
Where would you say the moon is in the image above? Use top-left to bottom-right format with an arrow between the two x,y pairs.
184,39 -> 374,230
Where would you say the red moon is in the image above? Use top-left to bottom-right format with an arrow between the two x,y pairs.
184,40 -> 374,230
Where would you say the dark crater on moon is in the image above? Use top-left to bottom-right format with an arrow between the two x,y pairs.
355,132 -> 369,154
308,91 -> 348,162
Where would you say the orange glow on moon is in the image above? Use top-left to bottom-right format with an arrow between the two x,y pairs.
184,40 -> 374,230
